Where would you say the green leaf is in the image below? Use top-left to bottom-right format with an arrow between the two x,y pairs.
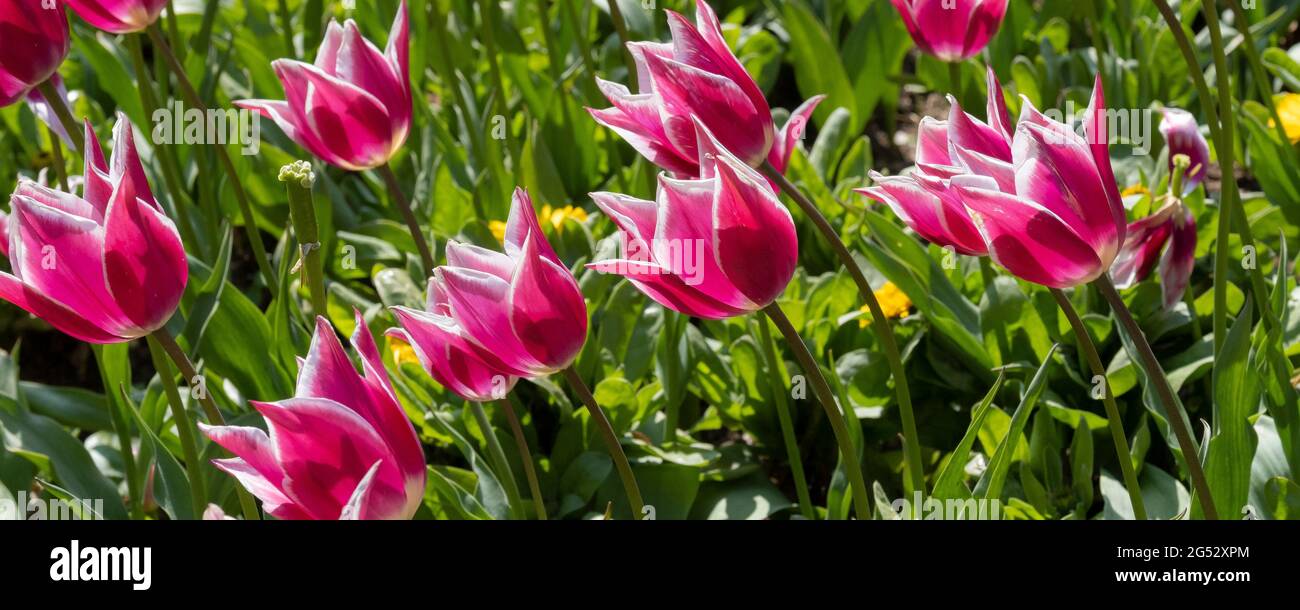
782,2 -> 859,132
1200,301 -> 1260,518
933,371 -> 1006,500
976,345 -> 1057,500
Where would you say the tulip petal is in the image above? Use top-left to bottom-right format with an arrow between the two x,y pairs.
1110,205 -> 1175,289
338,460 -> 384,520
986,66 -> 1013,143
1013,121 -> 1120,265
915,117 -> 953,167
948,96 -> 1012,162
437,266 -> 542,376
1082,75 -> 1127,245
586,259 -> 749,319
508,231 -> 588,372
954,180 -> 1103,288
656,175 -> 753,309
388,317 -> 515,402
0,271 -> 122,343
314,21 -> 346,73
860,172 -> 986,256
101,177 -> 186,332
1159,210 -> 1196,309
273,60 -> 394,170
768,95 -> 824,174
336,20 -> 409,141
445,239 -> 514,280
711,153 -> 798,307
209,457 -> 311,520
254,397 -> 408,520
641,52 -> 769,166
349,310 -> 424,503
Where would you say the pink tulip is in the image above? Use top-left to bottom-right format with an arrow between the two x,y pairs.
1111,204 -> 1196,309
950,76 -> 1127,288
202,312 -> 426,520
0,114 -> 187,343
237,0 -> 410,171
588,119 -> 798,319
66,0 -> 167,34
858,69 -> 1012,255
388,280 -> 520,403
891,0 -> 1010,62
588,0 -> 822,176
1159,108 -> 1211,195
415,188 -> 588,378
0,0 -> 70,107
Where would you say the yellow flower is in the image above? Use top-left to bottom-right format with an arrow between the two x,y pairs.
1121,184 -> 1150,198
859,282 -> 912,328
488,205 -> 587,244
1274,93 -> 1300,144
388,336 -> 421,367
541,204 -> 588,233
488,220 -> 508,244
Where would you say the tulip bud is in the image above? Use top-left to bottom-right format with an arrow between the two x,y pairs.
237,0 -> 411,171
66,0 -> 168,34
0,114 -> 187,343
1159,108 -> 1211,195
203,311 -> 426,520
891,0 -> 1010,62
0,0 -> 70,107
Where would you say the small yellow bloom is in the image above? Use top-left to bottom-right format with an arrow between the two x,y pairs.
1121,184 -> 1150,198
541,204 -> 588,233
1274,93 -> 1300,144
859,282 -> 912,328
488,220 -> 508,244
388,336 -> 421,367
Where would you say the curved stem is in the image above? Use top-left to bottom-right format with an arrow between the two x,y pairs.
605,0 -> 638,91
560,366 -> 645,519
1093,275 -> 1217,519
763,303 -> 870,519
34,78 -> 80,156
755,316 -> 815,519
150,327 -> 261,520
1050,289 -> 1146,520
978,257 -> 1013,364
761,161 -> 926,499
470,402 -> 525,520
1199,0 -> 1238,358
500,399 -> 547,520
146,25 -> 277,297
376,163 -> 436,276
145,335 -> 207,516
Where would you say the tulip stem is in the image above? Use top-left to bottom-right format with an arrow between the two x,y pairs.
91,346 -> 143,520
1049,288 -> 1146,520
947,61 -> 964,109
34,78 -> 80,156
978,257 -> 1013,364
560,366 -> 645,519
280,162 -> 330,316
1198,0 -> 1238,359
146,25 -> 278,298
605,0 -> 638,91
1093,275 -> 1217,519
754,316 -> 816,519
500,399 -> 547,520
761,160 -> 926,500
46,126 -> 69,192
469,402 -> 526,520
150,327 -> 261,520
376,163 -> 436,277
145,335 -> 207,516
763,303 -> 871,519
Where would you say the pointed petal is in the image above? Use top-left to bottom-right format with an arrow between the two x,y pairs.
953,179 -> 1104,288
508,231 -> 588,372
711,152 -> 798,306
445,239 -> 514,280
436,266 -> 542,376
1013,121 -> 1120,265
768,95 -> 824,174
1082,75 -> 1127,244
1159,209 -> 1196,309
101,175 -> 186,332
0,271 -> 123,343
1110,206 -> 1175,289
586,259 -> 749,319
339,460 -> 384,520
915,116 -> 952,167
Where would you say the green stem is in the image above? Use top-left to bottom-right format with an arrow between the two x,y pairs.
146,25 -> 278,297
92,346 -> 142,519
470,402 -> 525,520
755,316 -> 815,519
46,126 -> 69,192
150,327 -> 261,520
376,163 -> 436,276
1093,275 -> 1217,519
763,303 -> 870,519
1199,0 -> 1239,357
280,161 -> 330,316
500,399 -> 547,520
947,61 -> 964,109
34,78 -> 80,156
606,0 -> 638,91
127,34 -> 199,251
275,0 -> 295,56
978,256 -> 1013,364
145,335 -> 207,516
1050,288 -> 1146,520
761,161 -> 926,499
560,366 -> 645,519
